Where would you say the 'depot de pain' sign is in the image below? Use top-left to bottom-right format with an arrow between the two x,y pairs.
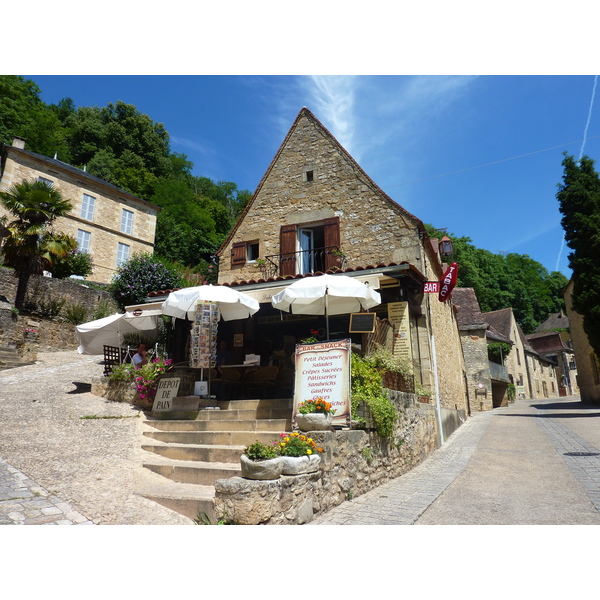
294,339 -> 351,427
152,377 -> 181,412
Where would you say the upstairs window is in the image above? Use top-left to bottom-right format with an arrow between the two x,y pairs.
38,176 -> 54,187
247,242 -> 260,262
76,229 -> 91,253
116,242 -> 130,266
81,194 -> 96,221
120,209 -> 134,234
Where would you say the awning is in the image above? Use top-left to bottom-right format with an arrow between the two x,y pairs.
124,302 -> 164,318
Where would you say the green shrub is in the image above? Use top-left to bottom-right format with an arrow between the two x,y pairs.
351,353 -> 397,438
62,302 -> 88,325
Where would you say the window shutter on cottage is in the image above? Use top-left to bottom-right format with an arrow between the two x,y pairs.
231,242 -> 246,266
323,216 -> 341,270
280,224 -> 298,276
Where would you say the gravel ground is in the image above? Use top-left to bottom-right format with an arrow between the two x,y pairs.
0,350 -> 193,525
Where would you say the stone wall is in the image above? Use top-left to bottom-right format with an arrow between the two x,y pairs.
460,327 -> 493,411
213,390 -> 444,525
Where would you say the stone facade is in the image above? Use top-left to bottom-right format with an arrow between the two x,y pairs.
215,108 -> 468,415
0,139 -> 159,284
564,280 -> 600,403
214,390 -> 440,524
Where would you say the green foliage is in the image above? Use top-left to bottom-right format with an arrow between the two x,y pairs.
121,331 -> 157,348
23,294 -> 65,320
62,302 -> 88,325
507,383 -> 516,401
365,345 -> 413,378
110,253 -> 185,310
350,353 -> 398,438
487,342 -> 512,365
51,249 -> 93,279
0,179 -> 74,310
557,153 -> 600,356
108,362 -> 136,382
426,225 -> 568,333
243,440 -> 278,461
92,298 -> 114,320
276,432 -> 321,457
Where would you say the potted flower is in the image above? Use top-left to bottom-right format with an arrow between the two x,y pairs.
277,432 -> 324,475
240,440 -> 283,480
134,356 -> 173,409
295,397 -> 336,431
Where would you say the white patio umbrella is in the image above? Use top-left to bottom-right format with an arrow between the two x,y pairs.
161,285 -> 260,321
76,313 -> 158,355
271,273 -> 381,338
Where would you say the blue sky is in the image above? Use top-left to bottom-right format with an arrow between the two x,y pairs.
23,74 -> 599,278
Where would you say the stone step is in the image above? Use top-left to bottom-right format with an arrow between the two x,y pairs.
137,480 -> 216,523
143,417 -> 290,433
142,457 -> 241,486
218,398 -> 293,411
196,407 -> 293,421
142,442 -> 245,463
143,429 -> 286,446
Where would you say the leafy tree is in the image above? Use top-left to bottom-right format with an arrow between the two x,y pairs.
110,253 -> 185,310
426,225 -> 568,333
0,75 -> 70,160
0,180 -> 74,310
557,153 -> 600,355
51,247 -> 94,279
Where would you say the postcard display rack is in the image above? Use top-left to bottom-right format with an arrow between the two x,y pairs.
190,300 -> 219,396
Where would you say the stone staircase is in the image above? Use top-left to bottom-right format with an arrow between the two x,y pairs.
0,345 -> 31,371
138,397 -> 293,523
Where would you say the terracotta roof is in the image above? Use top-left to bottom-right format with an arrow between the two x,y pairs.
146,261 -> 423,298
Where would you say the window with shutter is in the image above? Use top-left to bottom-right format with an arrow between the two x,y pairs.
280,224 -> 298,276
231,242 -> 247,266
323,217 -> 341,270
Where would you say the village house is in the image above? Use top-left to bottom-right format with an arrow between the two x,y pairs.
564,279 -> 600,403
213,107 -> 468,415
0,137 -> 160,284
452,287 -> 513,410
482,307 -> 558,401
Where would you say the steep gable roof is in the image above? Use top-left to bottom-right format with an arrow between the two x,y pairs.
526,330 -> 573,354
534,311 -> 570,332
452,288 -> 487,329
216,107 -> 426,257
482,308 -> 513,340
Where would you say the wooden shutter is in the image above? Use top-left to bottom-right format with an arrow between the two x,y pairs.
280,224 -> 297,276
231,242 -> 246,266
323,216 -> 341,270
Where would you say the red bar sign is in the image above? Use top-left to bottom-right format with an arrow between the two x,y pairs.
439,262 -> 459,302
423,281 -> 440,293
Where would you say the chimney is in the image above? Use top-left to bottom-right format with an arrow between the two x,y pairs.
12,137 -> 26,149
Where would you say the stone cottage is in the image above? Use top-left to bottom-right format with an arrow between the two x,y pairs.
214,107 -> 468,414
0,137 -> 160,284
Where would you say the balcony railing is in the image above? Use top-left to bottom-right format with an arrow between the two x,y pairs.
489,360 -> 510,383
261,246 -> 346,278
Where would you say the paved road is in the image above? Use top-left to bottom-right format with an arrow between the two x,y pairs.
0,350 -> 192,525
309,395 -> 600,525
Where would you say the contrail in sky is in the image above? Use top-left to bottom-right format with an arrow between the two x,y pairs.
556,75 -> 599,272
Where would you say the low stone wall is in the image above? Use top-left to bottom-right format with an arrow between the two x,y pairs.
213,390 -> 449,525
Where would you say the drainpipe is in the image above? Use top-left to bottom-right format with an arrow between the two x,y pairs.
430,334 -> 445,445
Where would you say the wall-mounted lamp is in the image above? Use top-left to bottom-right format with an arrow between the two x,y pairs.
440,235 -> 453,257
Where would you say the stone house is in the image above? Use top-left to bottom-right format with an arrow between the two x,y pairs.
564,279 -> 600,403
0,137 -> 160,284
483,307 -> 558,400
525,330 -> 577,396
214,107 -> 468,414
452,287 -> 514,410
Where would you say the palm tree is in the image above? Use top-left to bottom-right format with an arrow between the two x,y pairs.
0,179 -> 74,311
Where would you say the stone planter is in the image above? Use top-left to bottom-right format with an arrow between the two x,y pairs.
240,454 -> 283,480
280,454 -> 321,475
296,412 -> 333,431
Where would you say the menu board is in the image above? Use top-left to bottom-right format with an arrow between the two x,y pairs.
189,300 -> 219,369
